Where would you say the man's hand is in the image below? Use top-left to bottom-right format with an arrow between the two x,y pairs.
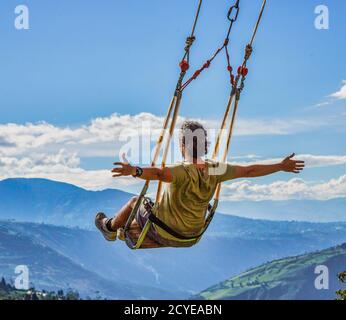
280,153 -> 305,174
112,154 -> 136,177
111,153 -> 173,183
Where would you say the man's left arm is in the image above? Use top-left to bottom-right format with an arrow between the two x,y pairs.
232,153 -> 305,179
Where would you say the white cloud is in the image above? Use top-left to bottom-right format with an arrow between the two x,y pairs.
313,81 -> 346,108
221,175 -> 346,201
231,154 -> 261,160
330,80 -> 346,100
0,149 -> 79,172
314,101 -> 331,108
1,149 -> 346,201
0,113 -> 334,163
0,150 -> 141,191
298,154 -> 346,168
0,113 -> 345,198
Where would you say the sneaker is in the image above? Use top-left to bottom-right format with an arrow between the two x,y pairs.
95,212 -> 117,242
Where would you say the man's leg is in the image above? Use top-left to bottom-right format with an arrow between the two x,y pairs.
95,196 -> 138,241
108,196 -> 138,231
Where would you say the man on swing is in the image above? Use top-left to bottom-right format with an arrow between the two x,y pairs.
95,121 -> 305,248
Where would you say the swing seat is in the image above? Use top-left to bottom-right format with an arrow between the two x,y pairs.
123,196 -> 218,250
118,222 -> 164,249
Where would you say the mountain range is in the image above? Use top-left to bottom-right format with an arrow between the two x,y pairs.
1,178 -> 346,299
1,178 -> 345,229
0,221 -> 180,299
0,178 -> 130,228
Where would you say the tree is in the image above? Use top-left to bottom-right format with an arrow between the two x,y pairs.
65,290 -> 80,300
0,277 -> 6,289
336,271 -> 346,300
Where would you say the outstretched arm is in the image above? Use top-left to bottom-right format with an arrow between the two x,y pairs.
232,153 -> 305,179
111,154 -> 173,183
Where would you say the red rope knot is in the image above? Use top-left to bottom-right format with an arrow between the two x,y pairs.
227,66 -> 233,73
180,60 -> 190,72
224,39 -> 229,46
192,70 -> 201,79
237,66 -> 249,77
204,60 -> 211,68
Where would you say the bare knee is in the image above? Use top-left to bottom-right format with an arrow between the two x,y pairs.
129,196 -> 139,209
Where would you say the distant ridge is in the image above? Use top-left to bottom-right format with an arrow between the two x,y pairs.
0,178 -> 133,228
194,243 -> 346,300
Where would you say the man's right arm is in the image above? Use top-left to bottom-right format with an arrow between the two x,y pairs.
111,154 -> 174,183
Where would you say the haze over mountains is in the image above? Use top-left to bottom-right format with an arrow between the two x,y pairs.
218,198 -> 346,222
1,178 -> 345,228
0,221 -> 177,299
1,178 -> 346,299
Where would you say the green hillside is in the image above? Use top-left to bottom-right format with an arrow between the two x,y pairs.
0,277 -> 80,300
195,243 -> 346,300
0,277 -> 27,300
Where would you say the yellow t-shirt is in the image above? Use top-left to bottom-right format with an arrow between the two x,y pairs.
154,160 -> 235,242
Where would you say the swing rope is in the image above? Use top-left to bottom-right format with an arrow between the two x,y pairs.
123,0 -> 204,248
176,0 -> 203,93
155,0 -> 241,203
211,0 -> 267,206
180,0 -> 240,92
196,0 -> 267,239
122,0 -> 267,249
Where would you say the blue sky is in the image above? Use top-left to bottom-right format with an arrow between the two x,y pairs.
0,0 -> 346,203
